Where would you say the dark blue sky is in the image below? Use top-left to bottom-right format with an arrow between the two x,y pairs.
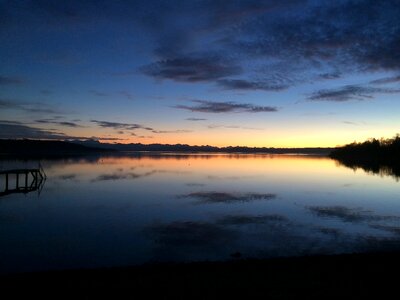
1,0 -> 400,146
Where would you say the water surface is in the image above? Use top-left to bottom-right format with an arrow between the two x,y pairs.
1,154 -> 399,273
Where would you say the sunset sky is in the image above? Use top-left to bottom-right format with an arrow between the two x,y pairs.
1,0 -> 400,147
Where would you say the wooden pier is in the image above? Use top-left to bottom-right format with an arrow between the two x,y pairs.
0,165 -> 46,197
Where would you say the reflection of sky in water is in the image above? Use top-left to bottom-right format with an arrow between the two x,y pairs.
0,154 -> 399,273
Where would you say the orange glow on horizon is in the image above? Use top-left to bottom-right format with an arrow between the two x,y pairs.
50,124 -> 400,148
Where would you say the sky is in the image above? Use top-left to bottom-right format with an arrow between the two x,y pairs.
1,0 -> 400,147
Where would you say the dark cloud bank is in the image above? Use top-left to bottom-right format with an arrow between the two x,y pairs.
3,1 -> 400,94
135,0 -> 400,100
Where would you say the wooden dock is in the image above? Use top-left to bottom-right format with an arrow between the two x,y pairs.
0,165 -> 46,197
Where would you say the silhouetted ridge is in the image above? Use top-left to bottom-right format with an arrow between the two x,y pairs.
0,139 -> 333,157
72,139 -> 332,154
330,135 -> 400,178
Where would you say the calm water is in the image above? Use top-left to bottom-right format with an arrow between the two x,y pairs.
1,154 -> 399,273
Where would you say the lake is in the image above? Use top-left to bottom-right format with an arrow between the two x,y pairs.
1,153 -> 399,273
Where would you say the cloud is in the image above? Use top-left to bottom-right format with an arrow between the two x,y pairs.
178,191 -> 276,204
0,99 -> 61,114
96,137 -> 126,141
217,79 -> 289,91
318,72 -> 341,80
185,118 -> 207,121
207,124 -> 263,130
0,121 -> 125,141
91,119 -> 189,135
0,121 -> 84,140
0,75 -> 24,85
91,120 -> 153,131
233,1 -> 400,70
89,90 -> 135,100
3,0 -> 400,94
151,129 -> 192,134
342,121 -> 358,126
141,54 -> 242,82
35,119 -> 83,128
135,0 -> 400,92
308,85 -> 400,102
175,100 -> 277,113
137,135 -> 154,139
370,75 -> 400,85
0,120 -> 23,125
57,121 -> 82,128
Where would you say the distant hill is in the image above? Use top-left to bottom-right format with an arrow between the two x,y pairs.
0,139 -> 334,157
0,139 -> 113,157
71,139 -> 333,155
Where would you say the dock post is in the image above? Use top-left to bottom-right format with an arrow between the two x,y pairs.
5,173 -> 8,191
16,173 -> 19,189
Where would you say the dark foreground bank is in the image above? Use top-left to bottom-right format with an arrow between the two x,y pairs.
1,252 -> 399,297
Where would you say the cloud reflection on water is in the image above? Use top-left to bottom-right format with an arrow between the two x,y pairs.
178,191 -> 277,204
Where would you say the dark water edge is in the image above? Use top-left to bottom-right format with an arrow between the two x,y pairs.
330,136 -> 400,179
333,158 -> 400,180
1,252 -> 399,297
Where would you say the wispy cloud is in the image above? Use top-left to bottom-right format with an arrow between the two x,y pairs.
151,129 -> 192,134
141,54 -> 242,82
3,1 -> 400,96
0,120 -> 128,141
207,124 -> 263,130
370,75 -> 400,85
0,121 -> 85,140
342,121 -> 358,126
35,119 -> 83,128
0,99 -> 62,114
318,72 -> 341,80
137,1 -> 400,92
91,119 -> 190,135
308,85 -> 400,102
217,79 -> 289,91
185,118 -> 207,121
91,120 -> 153,131
175,100 -> 278,113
